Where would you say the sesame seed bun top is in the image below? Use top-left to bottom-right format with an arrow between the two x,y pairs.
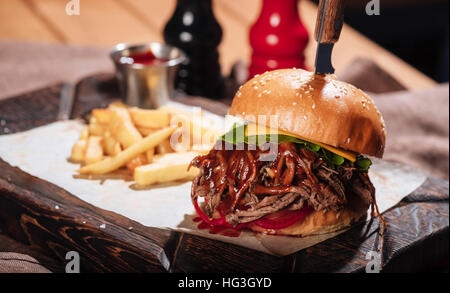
229,69 -> 386,158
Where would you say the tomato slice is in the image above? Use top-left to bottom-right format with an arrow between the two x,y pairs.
253,206 -> 312,230
193,198 -> 311,231
193,197 -> 248,230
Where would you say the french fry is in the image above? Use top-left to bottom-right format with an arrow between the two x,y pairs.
135,152 -> 199,186
77,127 -> 176,174
146,148 -> 155,163
88,117 -> 106,136
70,139 -> 87,163
74,102 -> 215,187
199,128 -> 221,146
137,126 -> 159,137
113,142 -> 122,156
126,154 -> 148,173
103,131 -> 122,156
108,101 -> 128,109
80,126 -> 89,140
129,108 -> 170,129
169,114 -> 193,150
108,107 -> 142,148
134,163 -> 199,186
92,109 -> 112,124
158,105 -> 191,117
153,152 -> 199,164
170,113 -> 220,150
155,138 -> 174,154
85,136 -> 104,165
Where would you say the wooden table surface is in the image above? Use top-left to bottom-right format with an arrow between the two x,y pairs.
1,0 -> 436,90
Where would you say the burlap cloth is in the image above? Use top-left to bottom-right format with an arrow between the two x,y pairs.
0,41 -> 448,272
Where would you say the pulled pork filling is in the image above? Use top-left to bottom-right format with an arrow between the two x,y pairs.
190,142 -> 376,226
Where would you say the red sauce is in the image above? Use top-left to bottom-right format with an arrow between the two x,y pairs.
193,217 -> 241,238
124,51 -> 169,66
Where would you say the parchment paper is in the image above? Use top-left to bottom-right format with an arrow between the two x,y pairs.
0,106 -> 428,256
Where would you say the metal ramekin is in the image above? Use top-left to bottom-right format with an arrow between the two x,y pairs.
110,42 -> 185,109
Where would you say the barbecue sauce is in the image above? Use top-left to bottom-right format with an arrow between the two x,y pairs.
127,51 -> 169,66
193,217 -> 241,237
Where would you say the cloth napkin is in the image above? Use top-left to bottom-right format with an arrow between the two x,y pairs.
372,85 -> 449,180
0,253 -> 51,273
339,59 -> 449,179
0,234 -> 58,273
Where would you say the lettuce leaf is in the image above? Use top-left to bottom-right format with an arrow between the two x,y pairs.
219,123 -> 371,171
355,156 -> 372,171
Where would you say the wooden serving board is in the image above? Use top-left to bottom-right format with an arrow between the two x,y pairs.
0,74 -> 448,273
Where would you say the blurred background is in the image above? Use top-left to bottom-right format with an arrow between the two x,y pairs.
0,0 -> 448,83
339,0 -> 449,83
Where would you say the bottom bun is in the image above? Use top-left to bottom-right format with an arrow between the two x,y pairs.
247,195 -> 369,236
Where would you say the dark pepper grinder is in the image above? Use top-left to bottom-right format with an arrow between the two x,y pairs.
164,0 -> 225,99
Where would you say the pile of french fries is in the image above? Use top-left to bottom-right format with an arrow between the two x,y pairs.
70,102 -> 221,186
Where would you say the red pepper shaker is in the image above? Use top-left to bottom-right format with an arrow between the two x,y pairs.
164,0 -> 225,99
249,0 -> 309,78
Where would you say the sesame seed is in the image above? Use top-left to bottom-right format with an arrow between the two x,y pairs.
254,86 -> 258,90
346,138 -> 351,144
303,115 -> 308,120
100,224 -> 106,229
312,104 -> 316,109
293,102 -> 297,106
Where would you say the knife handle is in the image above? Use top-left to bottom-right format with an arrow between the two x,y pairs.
314,0 -> 346,44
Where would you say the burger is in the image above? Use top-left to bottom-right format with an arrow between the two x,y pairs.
189,69 -> 386,236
